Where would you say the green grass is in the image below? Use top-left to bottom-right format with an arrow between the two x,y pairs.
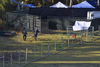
0,31 -> 69,67
0,30 -> 99,67
0,31 -> 68,50
23,37 -> 100,67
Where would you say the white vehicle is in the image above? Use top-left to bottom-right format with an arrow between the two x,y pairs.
87,11 -> 100,20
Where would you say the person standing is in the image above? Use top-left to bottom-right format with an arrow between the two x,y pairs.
22,27 -> 27,41
33,27 -> 39,41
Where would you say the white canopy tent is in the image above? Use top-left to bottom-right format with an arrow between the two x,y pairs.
72,1 -> 95,8
50,1 -> 69,8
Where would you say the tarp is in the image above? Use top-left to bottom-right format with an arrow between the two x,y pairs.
0,31 -> 16,36
29,8 -> 97,19
24,4 -> 36,8
72,1 -> 95,8
12,0 -> 36,8
73,21 -> 91,31
50,1 -> 69,8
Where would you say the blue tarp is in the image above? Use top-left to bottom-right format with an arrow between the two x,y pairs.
72,1 -> 95,8
12,0 -> 36,8
12,0 -> 21,4
24,4 -> 36,8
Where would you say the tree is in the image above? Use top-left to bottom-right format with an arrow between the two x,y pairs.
0,0 -> 16,19
76,0 -> 85,3
15,0 -> 25,3
0,0 -> 9,12
0,0 -> 9,19
69,0 -> 72,7
97,0 -> 100,6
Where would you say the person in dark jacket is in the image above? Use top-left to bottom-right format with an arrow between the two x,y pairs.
33,27 -> 39,41
22,27 -> 27,41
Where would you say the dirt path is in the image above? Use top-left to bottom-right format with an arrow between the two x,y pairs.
23,38 -> 100,67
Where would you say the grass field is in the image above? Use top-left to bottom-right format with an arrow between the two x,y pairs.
0,30 -> 70,67
23,37 -> 100,67
0,31 -> 68,51
0,30 -> 99,67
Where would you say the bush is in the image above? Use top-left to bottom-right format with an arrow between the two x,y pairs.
0,19 -> 6,31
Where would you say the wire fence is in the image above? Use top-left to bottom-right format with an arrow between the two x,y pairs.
0,27 -> 97,67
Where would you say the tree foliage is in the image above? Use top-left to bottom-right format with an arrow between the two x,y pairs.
0,0 -> 16,19
13,0 -> 88,7
76,0 -> 86,3
0,0 -> 9,12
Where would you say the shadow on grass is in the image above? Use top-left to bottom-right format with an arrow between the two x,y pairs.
23,38 -> 100,67
0,34 -> 36,51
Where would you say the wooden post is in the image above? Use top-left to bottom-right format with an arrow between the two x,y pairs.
98,25 -> 100,35
41,44 -> 42,57
25,48 -> 28,61
18,50 -> 20,64
86,29 -> 88,40
11,53 -> 12,67
33,45 -> 35,59
75,33 -> 76,45
48,42 -> 49,55
92,26 -> 94,38
81,31 -> 83,44
62,37 -> 63,49
68,34 -> 70,47
55,40 -> 56,53
3,55 -> 4,67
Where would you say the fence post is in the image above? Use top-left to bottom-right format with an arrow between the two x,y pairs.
68,34 -> 70,47
48,42 -> 49,55
92,26 -> 94,38
11,53 -> 12,67
75,33 -> 76,45
98,25 -> 100,35
3,55 -> 4,67
25,48 -> 28,61
18,50 -> 20,64
33,45 -> 35,59
86,29 -> 88,41
41,44 -> 42,57
55,40 -> 56,53
81,31 -> 83,44
62,37 -> 63,49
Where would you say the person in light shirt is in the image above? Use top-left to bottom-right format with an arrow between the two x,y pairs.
33,27 -> 39,41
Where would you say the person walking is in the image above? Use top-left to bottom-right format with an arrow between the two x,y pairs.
33,27 -> 39,41
22,27 -> 27,41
